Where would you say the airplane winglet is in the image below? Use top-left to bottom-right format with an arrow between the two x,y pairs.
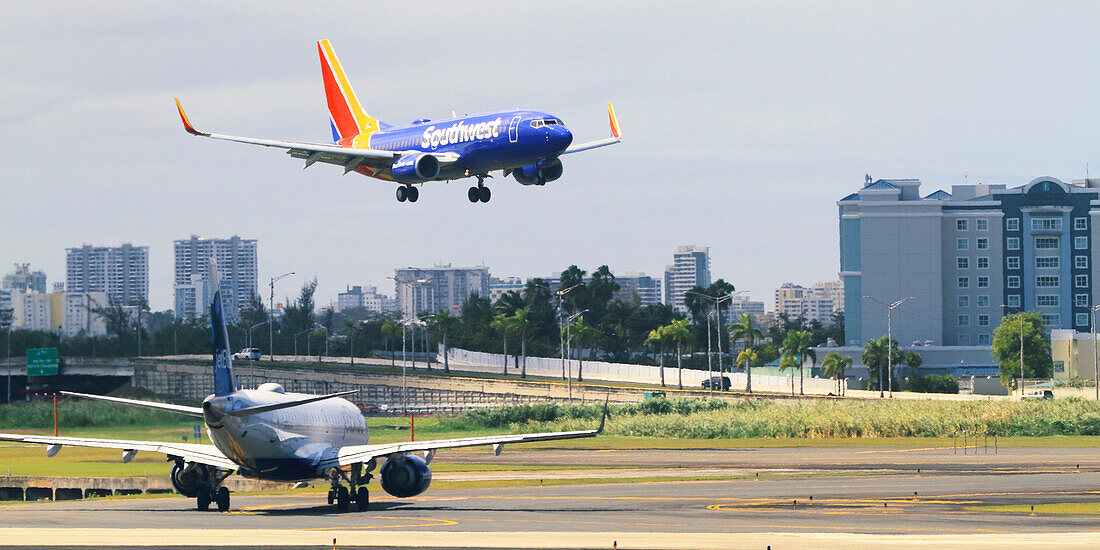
607,103 -> 621,139
175,98 -> 209,137
596,395 -> 610,434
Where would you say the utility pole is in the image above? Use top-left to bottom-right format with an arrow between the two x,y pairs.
864,295 -> 913,398
269,272 -> 295,362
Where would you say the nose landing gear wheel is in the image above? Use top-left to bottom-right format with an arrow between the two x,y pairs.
396,186 -> 407,202
479,186 -> 491,202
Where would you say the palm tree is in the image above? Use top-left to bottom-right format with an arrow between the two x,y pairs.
512,308 -> 531,378
821,351 -> 852,395
736,348 -> 758,389
432,310 -> 459,373
663,319 -> 692,389
645,326 -> 666,387
780,330 -> 815,395
380,321 -> 399,367
730,313 -> 763,393
494,290 -> 525,317
568,315 -> 598,382
490,313 -> 512,375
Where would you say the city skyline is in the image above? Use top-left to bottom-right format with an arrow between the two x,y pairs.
5,4 -> 1100,312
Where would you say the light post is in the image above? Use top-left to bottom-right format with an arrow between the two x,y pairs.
389,276 -> 431,369
1000,304 -> 1027,398
314,323 -> 328,363
397,319 -> 424,414
294,329 -> 309,361
564,309 -> 588,401
6,324 -> 11,404
686,290 -> 742,391
269,272 -> 295,361
556,285 -> 582,384
1091,306 -> 1100,400
247,321 -> 270,388
863,295 -> 914,398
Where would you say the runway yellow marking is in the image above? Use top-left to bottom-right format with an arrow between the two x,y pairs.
303,516 -> 458,530
855,447 -> 954,454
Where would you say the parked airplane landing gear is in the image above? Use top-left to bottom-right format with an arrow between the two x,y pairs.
329,465 -> 371,513
190,465 -> 231,512
396,185 -> 418,203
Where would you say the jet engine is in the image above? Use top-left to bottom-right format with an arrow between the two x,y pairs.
170,461 -> 211,498
513,159 -> 563,186
379,454 -> 432,498
391,153 -> 440,184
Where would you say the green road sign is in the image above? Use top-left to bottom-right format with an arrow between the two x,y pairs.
26,348 -> 59,376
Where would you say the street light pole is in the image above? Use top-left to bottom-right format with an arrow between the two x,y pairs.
269,272 -> 295,362
1092,305 -> 1100,401
863,295 -> 914,398
563,309 -> 588,401
555,285 -> 581,390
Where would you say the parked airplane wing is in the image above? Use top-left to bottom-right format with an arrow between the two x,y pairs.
59,391 -> 204,417
175,98 -> 400,175
319,403 -> 607,470
562,103 -> 622,155
0,433 -> 238,470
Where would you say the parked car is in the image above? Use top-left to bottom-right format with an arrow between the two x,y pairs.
701,375 -> 731,391
233,348 -> 262,361
1021,389 -> 1054,400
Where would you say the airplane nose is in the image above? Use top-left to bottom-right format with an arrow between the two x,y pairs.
554,127 -> 573,151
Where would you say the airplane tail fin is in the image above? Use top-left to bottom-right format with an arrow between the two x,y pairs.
210,291 -> 238,397
318,39 -> 382,142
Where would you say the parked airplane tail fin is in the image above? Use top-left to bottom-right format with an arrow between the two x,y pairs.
318,39 -> 382,142
211,291 -> 237,397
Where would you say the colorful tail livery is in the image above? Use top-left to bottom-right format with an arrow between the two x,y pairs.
175,40 -> 620,204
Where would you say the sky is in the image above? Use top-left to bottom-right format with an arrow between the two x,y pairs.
4,1 -> 1100,311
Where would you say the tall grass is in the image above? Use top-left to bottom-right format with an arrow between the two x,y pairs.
0,400 -> 192,429
436,398 -> 1100,439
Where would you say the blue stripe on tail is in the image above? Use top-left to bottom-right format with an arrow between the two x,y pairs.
210,291 -> 237,396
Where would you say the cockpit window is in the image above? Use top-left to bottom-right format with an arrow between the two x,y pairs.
530,118 -> 562,128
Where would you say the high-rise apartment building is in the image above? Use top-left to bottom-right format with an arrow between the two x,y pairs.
839,176 -> 1100,348
66,244 -> 149,305
774,281 -> 843,324
489,277 -> 525,303
173,235 -> 257,319
337,285 -> 396,314
2,264 -> 47,294
10,290 -> 107,336
393,265 -> 490,319
664,246 -> 711,313
614,272 -> 663,306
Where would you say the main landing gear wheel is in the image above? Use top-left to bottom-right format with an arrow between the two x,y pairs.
355,486 -> 369,511
479,186 -> 491,202
407,186 -> 419,202
327,489 -> 335,505
468,187 -> 480,203
336,486 -> 350,512
215,487 -> 230,512
396,186 -> 407,202
196,490 -> 210,511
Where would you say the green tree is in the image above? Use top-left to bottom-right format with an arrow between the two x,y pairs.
730,313 -> 763,393
567,314 -> 598,382
645,326 -> 667,387
821,351 -> 852,395
663,318 -> 692,389
780,330 -> 815,395
736,348 -> 757,391
860,336 -> 919,394
559,265 -> 588,314
432,310 -> 460,373
991,311 -> 1053,387
494,290 -> 525,317
490,313 -> 514,375
380,321 -> 399,366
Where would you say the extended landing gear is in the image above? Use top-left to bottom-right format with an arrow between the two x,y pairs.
468,176 -> 491,203
196,479 -> 231,512
328,464 -> 371,513
396,185 -> 419,203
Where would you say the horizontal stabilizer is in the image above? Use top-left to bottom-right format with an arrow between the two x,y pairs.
60,391 -> 204,417
226,390 -> 359,417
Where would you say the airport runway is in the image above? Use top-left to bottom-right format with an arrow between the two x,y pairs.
2,447 -> 1099,548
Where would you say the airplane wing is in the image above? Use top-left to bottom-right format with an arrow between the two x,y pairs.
0,433 -> 238,470
561,103 -> 622,155
175,98 -> 406,175
319,406 -> 607,470
60,391 -> 204,417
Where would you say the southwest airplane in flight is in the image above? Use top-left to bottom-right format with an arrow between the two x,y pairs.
0,292 -> 605,512
175,39 -> 621,203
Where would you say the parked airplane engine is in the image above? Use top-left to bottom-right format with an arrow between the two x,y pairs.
379,454 -> 432,498
170,461 -> 210,498
513,159 -> 563,185
391,153 -> 440,183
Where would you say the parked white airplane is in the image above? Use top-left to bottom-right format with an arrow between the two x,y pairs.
0,291 -> 604,512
